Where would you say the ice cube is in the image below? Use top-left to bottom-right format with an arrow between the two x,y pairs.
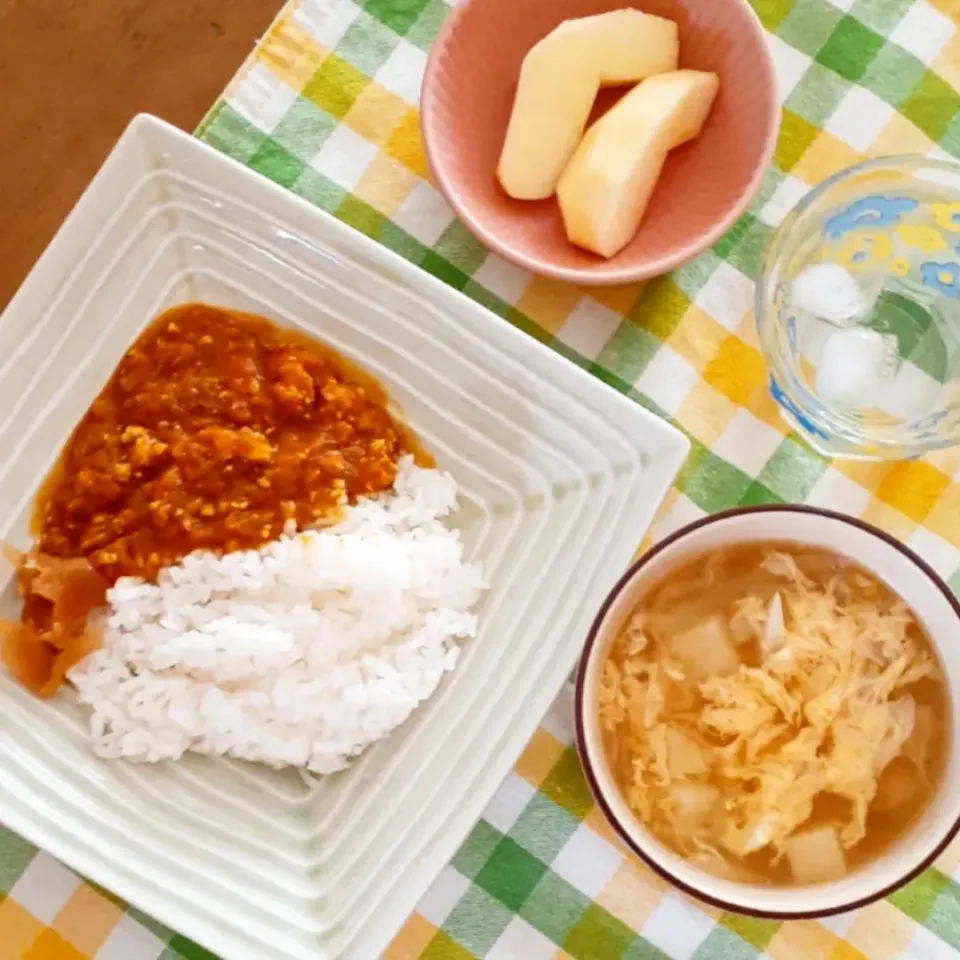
792,264 -> 866,326
815,327 -> 898,410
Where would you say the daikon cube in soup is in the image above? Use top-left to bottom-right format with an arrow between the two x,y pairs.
597,543 -> 949,886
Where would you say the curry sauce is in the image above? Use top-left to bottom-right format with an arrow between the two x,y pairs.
36,303 -> 420,583
4,303 -> 421,696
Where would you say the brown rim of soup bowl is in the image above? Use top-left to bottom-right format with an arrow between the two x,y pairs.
574,505 -> 960,919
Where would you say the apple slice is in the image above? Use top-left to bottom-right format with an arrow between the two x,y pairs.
497,9 -> 679,201
557,70 -> 720,258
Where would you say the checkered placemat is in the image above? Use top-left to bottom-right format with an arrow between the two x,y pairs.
5,0 -> 960,957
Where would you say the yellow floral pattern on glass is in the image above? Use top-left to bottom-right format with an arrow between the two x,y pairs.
931,202 -> 960,233
895,224 -> 947,252
835,231 -> 894,271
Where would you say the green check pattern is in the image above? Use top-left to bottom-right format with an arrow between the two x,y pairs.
4,0 -> 960,957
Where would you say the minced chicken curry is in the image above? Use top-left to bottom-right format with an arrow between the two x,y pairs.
3,303 -> 420,696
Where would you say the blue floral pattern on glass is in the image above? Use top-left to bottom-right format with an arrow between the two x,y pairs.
824,196 -> 918,239
769,377 -> 830,439
920,261 -> 960,298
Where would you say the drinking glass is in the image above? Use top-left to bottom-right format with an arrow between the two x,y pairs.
756,156 -> 960,459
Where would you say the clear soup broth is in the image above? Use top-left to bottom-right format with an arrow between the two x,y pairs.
598,543 -> 949,886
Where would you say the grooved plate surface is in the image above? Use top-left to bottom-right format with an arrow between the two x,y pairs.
0,115 -> 689,960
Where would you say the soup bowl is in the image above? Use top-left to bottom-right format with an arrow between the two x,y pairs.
575,506 -> 960,917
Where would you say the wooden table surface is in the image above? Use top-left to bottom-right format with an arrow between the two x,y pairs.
0,0 -> 280,311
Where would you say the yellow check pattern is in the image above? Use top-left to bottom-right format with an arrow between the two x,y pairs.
3,0 -> 960,957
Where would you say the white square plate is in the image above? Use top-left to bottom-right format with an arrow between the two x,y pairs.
0,115 -> 689,960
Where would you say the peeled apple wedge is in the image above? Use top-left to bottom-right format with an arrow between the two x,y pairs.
497,9 -> 679,201
557,70 -> 721,258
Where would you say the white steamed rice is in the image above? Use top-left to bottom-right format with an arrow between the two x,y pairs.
69,457 -> 484,774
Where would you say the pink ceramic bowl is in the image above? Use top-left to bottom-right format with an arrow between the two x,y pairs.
421,0 -> 779,285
